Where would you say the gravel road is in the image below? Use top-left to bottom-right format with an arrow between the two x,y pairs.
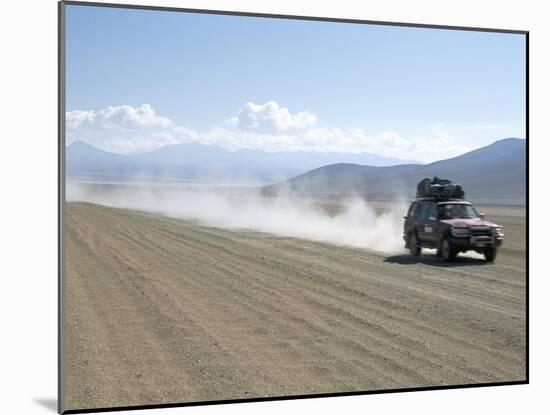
64,202 -> 526,410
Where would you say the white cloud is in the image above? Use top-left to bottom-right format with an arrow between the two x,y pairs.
67,104 -> 173,130
198,124 -> 468,163
66,102 -> 471,162
226,101 -> 317,133
66,104 -> 196,153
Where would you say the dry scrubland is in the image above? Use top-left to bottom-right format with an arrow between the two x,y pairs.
64,201 -> 526,410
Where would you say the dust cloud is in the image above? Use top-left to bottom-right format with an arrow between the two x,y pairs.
67,182 -> 408,254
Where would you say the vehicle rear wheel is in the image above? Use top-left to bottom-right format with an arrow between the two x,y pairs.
409,232 -> 421,257
441,238 -> 457,262
484,247 -> 497,262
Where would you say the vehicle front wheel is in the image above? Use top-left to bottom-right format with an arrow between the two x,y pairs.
441,238 -> 457,262
409,232 -> 421,257
484,247 -> 497,262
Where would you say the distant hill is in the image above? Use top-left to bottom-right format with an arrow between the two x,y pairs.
264,138 -> 526,205
66,140 -> 419,183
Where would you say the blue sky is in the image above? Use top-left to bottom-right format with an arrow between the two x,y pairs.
65,4 -> 526,162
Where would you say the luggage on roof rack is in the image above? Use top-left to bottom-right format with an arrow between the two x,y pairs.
416,177 -> 465,200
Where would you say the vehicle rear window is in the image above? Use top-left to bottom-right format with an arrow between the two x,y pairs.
420,203 -> 432,219
428,203 -> 438,219
408,202 -> 420,217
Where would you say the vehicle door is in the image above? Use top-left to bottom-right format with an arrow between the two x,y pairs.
405,201 -> 420,235
417,202 -> 432,242
424,202 -> 440,244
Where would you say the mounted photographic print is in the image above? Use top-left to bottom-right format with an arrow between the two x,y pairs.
59,1 -> 528,413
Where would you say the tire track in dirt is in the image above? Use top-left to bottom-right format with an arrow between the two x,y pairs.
147,220 -> 524,380
65,202 -> 526,410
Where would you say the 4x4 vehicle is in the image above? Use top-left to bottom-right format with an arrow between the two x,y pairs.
403,198 -> 504,262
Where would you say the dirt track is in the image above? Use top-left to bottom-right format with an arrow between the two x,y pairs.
64,202 -> 526,410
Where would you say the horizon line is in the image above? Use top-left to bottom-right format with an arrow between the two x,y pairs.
66,136 -> 525,165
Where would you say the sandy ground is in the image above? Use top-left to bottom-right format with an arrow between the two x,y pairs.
64,202 -> 526,411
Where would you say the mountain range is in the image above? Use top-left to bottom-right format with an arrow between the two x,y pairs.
66,138 -> 526,204
264,138 -> 526,204
66,140 -> 417,184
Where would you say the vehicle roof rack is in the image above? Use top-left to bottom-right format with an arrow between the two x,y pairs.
415,197 -> 468,202
416,177 -> 465,200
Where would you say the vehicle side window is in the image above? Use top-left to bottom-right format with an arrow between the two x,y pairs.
420,203 -> 431,219
408,202 -> 419,217
428,203 -> 438,220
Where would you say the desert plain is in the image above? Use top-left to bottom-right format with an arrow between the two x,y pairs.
64,194 -> 526,410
